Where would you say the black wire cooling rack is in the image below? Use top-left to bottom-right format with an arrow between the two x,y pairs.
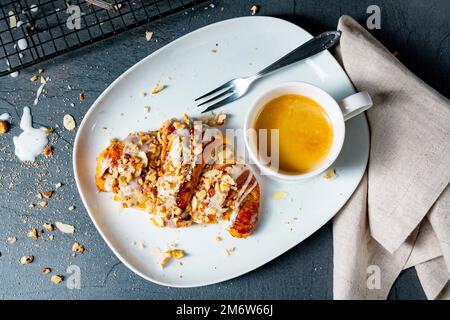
0,0 -> 207,76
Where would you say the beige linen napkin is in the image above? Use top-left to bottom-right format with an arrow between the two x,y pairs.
332,16 -> 450,300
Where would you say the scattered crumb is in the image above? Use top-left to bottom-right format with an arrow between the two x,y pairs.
211,48 -> 217,53
68,205 -> 76,211
20,255 -> 34,265
38,68 -> 45,74
143,106 -> 150,113
160,252 -> 172,269
133,240 -> 146,249
113,3 -> 122,10
272,191 -> 288,200
169,249 -> 185,259
392,50 -> 399,57
43,127 -> 53,136
38,201 -> 48,207
63,114 -> 76,131
42,267 -> 52,274
151,84 -> 166,94
7,236 -> 17,244
49,235 -> 54,240
323,168 -> 336,181
158,248 -> 186,268
42,146 -> 53,158
8,10 -> 17,28
27,228 -> 39,240
250,5 -> 259,15
224,247 -> 235,256
72,242 -> 85,254
79,92 -> 85,102
42,191 -> 53,199
215,233 -> 222,242
55,222 -> 75,234
0,120 -> 9,134
139,91 -> 147,97
51,275 -> 64,284
43,223 -> 54,231
30,75 -> 38,82
145,31 -> 153,41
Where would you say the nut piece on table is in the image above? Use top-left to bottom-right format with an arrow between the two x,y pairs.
20,255 -> 34,265
0,120 -> 9,134
42,267 -> 52,274
51,275 -> 64,284
72,242 -> 85,254
42,146 -> 53,158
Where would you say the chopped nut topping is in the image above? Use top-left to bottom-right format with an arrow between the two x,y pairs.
20,255 -> 34,265
42,191 -> 53,199
215,112 -> 226,126
0,120 -> 9,134
42,146 -> 53,158
63,114 -> 76,131
51,275 -> 64,284
42,267 -> 52,274
72,242 -> 85,254
39,201 -> 48,207
151,84 -> 166,94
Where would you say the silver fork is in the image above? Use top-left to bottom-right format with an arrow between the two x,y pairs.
196,31 -> 341,113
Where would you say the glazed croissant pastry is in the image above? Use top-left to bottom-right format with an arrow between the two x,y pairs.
95,114 -> 261,238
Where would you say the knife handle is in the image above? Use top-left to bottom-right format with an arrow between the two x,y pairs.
255,31 -> 341,77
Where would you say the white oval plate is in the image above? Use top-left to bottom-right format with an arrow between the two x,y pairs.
73,16 -> 369,287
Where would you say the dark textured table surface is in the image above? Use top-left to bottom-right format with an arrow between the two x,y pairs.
0,0 -> 448,299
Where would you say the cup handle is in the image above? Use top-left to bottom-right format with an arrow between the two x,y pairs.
339,91 -> 373,121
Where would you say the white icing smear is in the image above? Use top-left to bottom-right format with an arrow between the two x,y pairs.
13,107 -> 48,162
34,81 -> 46,105
0,113 -> 11,121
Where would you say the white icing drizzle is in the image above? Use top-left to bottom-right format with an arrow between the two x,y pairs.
34,81 -> 46,105
226,167 -> 257,228
13,107 -> 48,162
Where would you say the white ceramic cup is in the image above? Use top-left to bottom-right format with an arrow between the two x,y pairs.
244,82 -> 373,182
